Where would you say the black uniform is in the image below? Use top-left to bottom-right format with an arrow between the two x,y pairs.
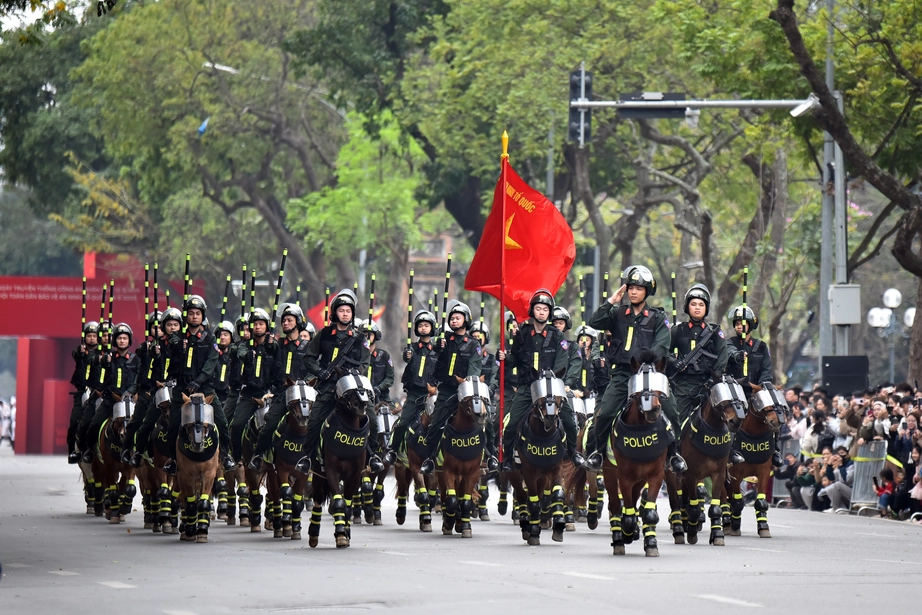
75,347 -> 110,454
135,337 -> 174,456
670,320 -> 729,423
125,339 -> 162,453
423,331 -> 482,459
231,336 -> 278,461
253,335 -> 310,457
390,340 -> 437,454
86,349 -> 140,454
67,343 -> 101,456
727,335 -> 773,387
368,347 -> 395,402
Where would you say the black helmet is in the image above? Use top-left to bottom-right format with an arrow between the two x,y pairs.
161,307 -> 183,327
413,310 -> 438,337
249,307 -> 271,326
183,294 -> 207,315
470,321 -> 490,345
304,321 -> 316,337
330,289 -> 357,324
364,320 -> 381,341
146,311 -> 163,331
552,306 -> 572,331
684,283 -> 711,317
729,305 -> 759,331
280,303 -> 306,331
447,300 -> 473,330
235,315 -> 249,336
214,320 -> 236,342
112,322 -> 133,346
575,325 -> 597,342
83,321 -> 100,336
620,265 -> 656,296
99,320 -> 112,335
529,289 -> 555,321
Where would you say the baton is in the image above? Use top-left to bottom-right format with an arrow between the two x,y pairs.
144,264 -> 150,338
671,272 -> 677,323
440,253 -> 452,334
406,269 -> 414,348
367,272 -> 376,332
81,276 -> 87,329
270,249 -> 288,334
579,275 -> 585,325
325,286 -> 331,327
221,274 -> 231,320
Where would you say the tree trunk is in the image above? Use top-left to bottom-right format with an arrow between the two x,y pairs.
382,243 -> 410,386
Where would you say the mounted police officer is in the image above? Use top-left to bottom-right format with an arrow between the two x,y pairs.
420,300 -> 482,476
295,289 -> 385,474
584,266 -> 687,473
384,310 -> 438,464
470,320 -> 499,471
75,320 -> 112,460
121,312 -> 163,464
162,295 -> 235,474
499,290 -> 584,472
230,306 -> 278,466
726,305 -> 782,467
82,323 -> 140,463
249,303 -> 311,470
573,324 -> 609,399
212,319 -> 236,405
222,315 -> 251,435
364,320 -> 394,404
68,321 -> 101,463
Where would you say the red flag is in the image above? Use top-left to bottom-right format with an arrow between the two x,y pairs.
306,299 -> 327,329
464,158 -> 575,320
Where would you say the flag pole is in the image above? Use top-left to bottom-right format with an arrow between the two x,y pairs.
498,130 -> 509,464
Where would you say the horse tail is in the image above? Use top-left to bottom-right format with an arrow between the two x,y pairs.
563,461 -> 588,498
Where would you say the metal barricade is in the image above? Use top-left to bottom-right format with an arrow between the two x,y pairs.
771,439 -> 802,504
849,441 -> 887,510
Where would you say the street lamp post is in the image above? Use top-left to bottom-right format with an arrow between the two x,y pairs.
867,288 -> 915,383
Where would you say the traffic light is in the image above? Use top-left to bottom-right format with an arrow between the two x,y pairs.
569,70 -> 592,145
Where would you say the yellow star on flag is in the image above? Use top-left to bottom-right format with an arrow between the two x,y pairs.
504,213 -> 522,250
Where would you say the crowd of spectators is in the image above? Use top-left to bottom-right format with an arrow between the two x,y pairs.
0,397 -> 14,448
774,383 -> 922,521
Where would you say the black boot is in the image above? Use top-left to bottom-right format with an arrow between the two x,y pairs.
487,456 -> 499,472
383,449 -> 397,465
666,442 -> 687,474
571,450 -> 588,469
420,458 -> 435,475
67,451 -> 80,464
248,456 -> 263,473
295,455 -> 311,474
730,450 -> 746,465
81,450 -> 94,464
368,454 -> 385,474
223,454 -> 236,472
129,451 -> 143,468
163,458 -> 177,475
120,448 -> 133,465
771,447 -> 783,468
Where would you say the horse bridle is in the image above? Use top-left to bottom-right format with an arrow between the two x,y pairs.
628,364 -> 669,422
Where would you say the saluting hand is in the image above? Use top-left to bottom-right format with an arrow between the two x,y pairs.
609,284 -> 626,305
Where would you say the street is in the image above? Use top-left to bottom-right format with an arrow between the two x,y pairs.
1,443 -> 918,615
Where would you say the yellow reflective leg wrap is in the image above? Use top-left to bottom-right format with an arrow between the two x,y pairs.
310,506 -> 323,526
461,493 -> 472,523
529,494 -> 540,526
610,515 -> 621,532
332,494 -> 345,527
732,492 -> 743,520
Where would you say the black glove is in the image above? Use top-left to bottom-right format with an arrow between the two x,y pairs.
673,358 -> 687,373
318,368 -> 333,382
186,381 -> 200,395
168,332 -> 182,346
266,338 -> 279,354
373,386 -> 382,399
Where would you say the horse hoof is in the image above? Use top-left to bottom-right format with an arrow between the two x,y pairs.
396,515 -> 406,526
442,527 -> 452,536
227,517 -> 236,526
687,533 -> 698,545
274,529 -> 283,538
109,516 -> 120,525
365,513 -> 374,525
179,533 -> 190,541
540,519 -> 552,530
240,517 -> 250,527
552,531 -> 564,543
612,544 -> 625,555
161,524 -> 173,534
565,523 -> 575,532
291,532 -> 301,540
373,518 -> 383,526
251,524 -> 261,533
283,528 -> 293,537
144,522 -> 153,530
420,523 -> 432,533
196,534 -> 208,543
479,513 -> 491,522
577,515 -> 588,523
758,529 -> 772,538
309,536 -> 319,548
711,536 -> 725,546
587,519 -> 598,531
353,516 -> 362,525
527,536 -> 540,546
729,528 -> 741,537
645,548 -> 660,557
462,529 -> 472,538
86,506 -> 94,515
264,519 -> 272,531
674,534 -> 685,545
521,530 -> 531,541
152,524 -> 161,533
497,501 -> 508,516
210,511 -> 216,520
335,535 -> 350,548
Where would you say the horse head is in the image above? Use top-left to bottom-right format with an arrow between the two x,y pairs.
529,371 -> 567,431
110,391 -> 134,441
180,392 -> 216,453
747,382 -> 788,434
707,373 -> 747,431
154,382 -> 173,421
284,378 -> 318,428
627,351 -> 669,424
334,369 -> 373,420
457,377 -> 491,423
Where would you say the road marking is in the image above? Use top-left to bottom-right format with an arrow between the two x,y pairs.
48,570 -> 80,576
460,560 -> 502,567
868,558 -> 922,566
769,524 -> 792,528
99,581 -> 136,589
695,594 -> 763,608
563,572 -> 615,581
6,563 -> 33,569
164,611 -> 198,615
739,547 -> 785,553
856,532 -> 892,538
377,550 -> 412,556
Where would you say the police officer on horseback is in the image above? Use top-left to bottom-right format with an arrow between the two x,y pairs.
726,305 -> 782,467
384,310 -> 438,465
470,320 -> 499,471
249,303 -> 311,470
68,321 -> 101,464
420,301 -> 482,476
584,266 -> 687,473
230,306 -> 278,466
122,312 -> 163,464
295,289 -> 385,474
498,290 -> 584,472
365,320 -> 394,403
212,319 -> 236,405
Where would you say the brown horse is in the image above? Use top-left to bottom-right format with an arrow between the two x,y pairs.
237,393 -> 272,531
267,379 -> 317,540
353,400 -> 398,527
137,386 -> 178,534
509,374 -> 569,545
665,374 -> 746,547
394,395 -> 435,532
91,393 -> 137,524
563,415 -> 604,530
308,371 -> 372,548
723,383 -> 786,538
605,355 -> 672,557
436,377 -> 489,539
175,393 -> 220,543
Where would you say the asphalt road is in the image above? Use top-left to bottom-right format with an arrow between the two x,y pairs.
1,442 -> 919,615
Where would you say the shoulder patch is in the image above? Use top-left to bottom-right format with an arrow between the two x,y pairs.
664,318 -> 670,328
561,340 -> 569,350
718,330 -> 725,339
363,340 -> 370,348
387,358 -> 393,366
214,343 -> 219,351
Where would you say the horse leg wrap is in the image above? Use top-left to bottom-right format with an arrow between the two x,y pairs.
460,494 -> 474,524
416,487 -> 430,510
721,501 -> 731,526
730,492 -> 743,531
308,505 -> 323,537
250,493 -> 263,527
518,503 -> 530,532
331,495 -> 347,532
344,499 -> 353,530
361,476 -> 374,493
292,494 -> 304,533
171,489 -> 182,527
216,478 -> 228,514
707,498 -> 723,528
622,507 -> 637,540
610,514 -> 623,545
445,489 -> 460,517
281,484 -> 293,524
197,495 -> 211,533
184,497 -> 197,536
498,490 -> 508,516
541,489 -> 552,518
669,510 -> 683,534
478,483 -> 489,504
641,501 -> 659,527
528,495 -> 541,535
236,484 -> 249,499
237,483 -> 250,519
396,494 -> 407,520
373,483 -> 384,509
687,496 -> 701,526
754,492 -> 769,525
124,481 -> 137,500
552,486 -> 565,520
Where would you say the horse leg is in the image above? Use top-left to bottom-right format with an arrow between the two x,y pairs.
497,471 -> 509,516
308,492 -> 324,548
754,466 -> 772,538
395,466 -> 408,526
215,474 -> 228,520
249,491 -> 263,533
605,468 -> 625,555
289,474 -> 306,540
551,476 -> 566,543
360,475 -> 374,524
279,476 -> 293,538
237,480 -> 251,527
225,471 -> 237,525
417,482 -> 432,532
727,469 -> 744,536
664,470 -> 684,544
477,481 -> 490,522
685,478 -> 703,545
620,481 -> 639,547
440,473 -> 458,536
119,474 -> 136,520
642,474 -> 663,558
373,474 -> 385,526
196,493 -> 211,543
707,467 -> 726,546
524,473 -> 542,546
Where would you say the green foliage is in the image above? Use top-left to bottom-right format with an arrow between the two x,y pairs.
0,186 -> 81,276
